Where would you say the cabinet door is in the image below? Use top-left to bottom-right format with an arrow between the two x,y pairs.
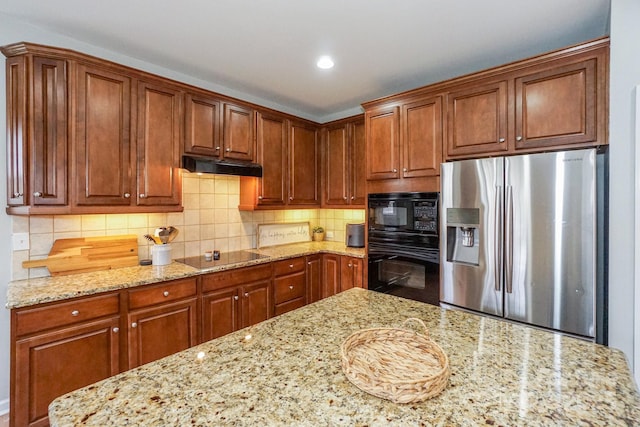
31,56 -> 68,206
223,102 -> 255,161
5,56 -> 27,206
184,92 -> 221,157
366,106 -> 400,180
240,279 -> 271,328
446,80 -> 508,157
322,254 -> 341,298
255,111 -> 287,206
349,119 -> 366,206
14,317 -> 120,427
514,57 -> 599,150
289,121 -> 319,205
341,256 -> 364,291
202,288 -> 238,341
136,80 -> 182,206
324,124 -> 349,206
127,298 -> 197,368
306,254 -> 322,303
75,64 -> 132,205
402,96 -> 442,178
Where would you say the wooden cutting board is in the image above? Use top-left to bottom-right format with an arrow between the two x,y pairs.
22,235 -> 139,276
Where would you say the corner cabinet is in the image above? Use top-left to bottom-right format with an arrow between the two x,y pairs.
322,115 -> 365,208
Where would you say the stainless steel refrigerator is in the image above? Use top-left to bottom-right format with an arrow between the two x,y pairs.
440,148 -> 607,343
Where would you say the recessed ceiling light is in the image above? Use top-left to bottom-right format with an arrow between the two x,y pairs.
316,56 -> 334,69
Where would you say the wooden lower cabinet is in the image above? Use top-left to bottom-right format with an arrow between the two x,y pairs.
273,257 -> 306,316
322,254 -> 341,298
201,264 -> 272,342
341,256 -> 364,291
306,254 -> 322,304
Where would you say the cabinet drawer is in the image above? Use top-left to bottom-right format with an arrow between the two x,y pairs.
128,278 -> 197,310
274,272 -> 305,304
202,264 -> 272,293
273,257 -> 306,276
15,293 -> 120,337
274,297 -> 305,316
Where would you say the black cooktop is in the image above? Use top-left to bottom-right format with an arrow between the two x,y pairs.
176,251 -> 269,270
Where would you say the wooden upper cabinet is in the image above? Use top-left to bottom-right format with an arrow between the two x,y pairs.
514,55 -> 600,150
5,56 -> 27,207
289,121 -> 319,205
402,96 -> 442,178
323,124 -> 349,206
350,119 -> 366,206
136,80 -> 182,206
223,103 -> 255,161
75,64 -> 132,206
252,111 -> 288,207
365,106 -> 400,181
184,92 -> 221,157
446,80 -> 509,158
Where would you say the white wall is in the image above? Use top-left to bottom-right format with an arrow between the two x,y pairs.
609,0 -> 640,382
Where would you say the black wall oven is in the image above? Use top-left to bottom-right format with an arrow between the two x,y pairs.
368,192 -> 440,306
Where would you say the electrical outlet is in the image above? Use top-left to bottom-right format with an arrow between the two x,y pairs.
326,231 -> 334,239
12,233 -> 30,251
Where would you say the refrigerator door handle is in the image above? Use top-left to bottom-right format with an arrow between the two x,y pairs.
505,185 -> 514,294
494,188 -> 503,291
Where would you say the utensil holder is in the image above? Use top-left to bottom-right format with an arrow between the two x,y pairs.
152,244 -> 172,266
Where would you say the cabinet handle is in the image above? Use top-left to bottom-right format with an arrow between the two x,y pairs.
124,193 -> 131,198
289,285 -> 294,290
350,196 -> 354,200
289,264 -> 294,268
244,292 -> 249,297
139,194 -> 146,198
163,291 -> 169,297
33,192 -> 42,197
112,327 -> 119,333
215,146 -> 221,151
131,322 -> 137,328
393,169 -> 397,173
403,167 -> 407,172
71,310 -> 79,316
258,196 -> 263,200
307,261 -> 311,265
289,196 -> 293,201
343,196 -> 347,200
13,192 -> 20,198
516,136 -> 523,141
234,295 -> 239,300
226,148 -> 231,152
499,138 -> 505,143
348,263 -> 353,268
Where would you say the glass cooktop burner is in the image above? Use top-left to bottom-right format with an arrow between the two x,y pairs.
176,251 -> 269,270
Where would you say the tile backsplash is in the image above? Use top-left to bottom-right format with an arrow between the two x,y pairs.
11,173 -> 365,281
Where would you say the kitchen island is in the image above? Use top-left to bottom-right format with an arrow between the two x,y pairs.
49,288 -> 639,426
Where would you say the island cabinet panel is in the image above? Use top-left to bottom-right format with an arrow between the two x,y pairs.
306,254 -> 322,304
184,92 -> 222,157
322,254 -> 341,298
12,293 -> 121,427
273,257 -> 307,316
136,80 -> 183,207
223,102 -> 255,161
201,264 -> 273,341
322,115 -> 366,208
288,120 -> 319,206
340,256 -> 364,291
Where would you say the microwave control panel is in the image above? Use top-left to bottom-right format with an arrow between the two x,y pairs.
414,201 -> 438,232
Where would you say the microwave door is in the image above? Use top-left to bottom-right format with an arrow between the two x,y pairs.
440,157 -> 503,317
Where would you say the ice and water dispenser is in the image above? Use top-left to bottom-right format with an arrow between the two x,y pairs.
445,208 -> 480,265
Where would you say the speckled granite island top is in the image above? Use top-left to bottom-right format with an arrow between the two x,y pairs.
7,241 -> 364,309
49,288 -> 639,427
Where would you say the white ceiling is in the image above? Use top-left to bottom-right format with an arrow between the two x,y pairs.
0,0 -> 610,123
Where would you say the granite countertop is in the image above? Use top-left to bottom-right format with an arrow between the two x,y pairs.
49,288 -> 640,426
7,241 -> 365,309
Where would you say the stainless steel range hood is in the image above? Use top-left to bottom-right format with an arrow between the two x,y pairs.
182,155 -> 263,177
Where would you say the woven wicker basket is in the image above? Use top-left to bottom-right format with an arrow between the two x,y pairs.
340,318 -> 450,404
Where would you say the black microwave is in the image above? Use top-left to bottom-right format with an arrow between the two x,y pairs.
368,192 -> 439,235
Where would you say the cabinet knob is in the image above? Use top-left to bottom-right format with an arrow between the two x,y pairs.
289,196 -> 293,201
163,291 -> 169,297
343,196 -> 348,200
215,146 -> 221,151
226,148 -> 231,152
403,167 -> 407,172
289,264 -> 294,268
124,193 -> 131,198
71,310 -> 79,316
112,327 -> 119,333
516,136 -> 523,141
244,292 -> 249,297
258,196 -> 263,200
350,196 -> 354,200
13,192 -> 20,198
499,138 -> 505,143
234,295 -> 239,301
33,191 -> 42,197
289,285 -> 294,290
139,194 -> 146,198
131,322 -> 138,328
393,169 -> 397,173
307,261 -> 311,265
348,263 -> 353,268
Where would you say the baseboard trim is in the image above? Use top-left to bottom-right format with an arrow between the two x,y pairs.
0,398 -> 8,415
